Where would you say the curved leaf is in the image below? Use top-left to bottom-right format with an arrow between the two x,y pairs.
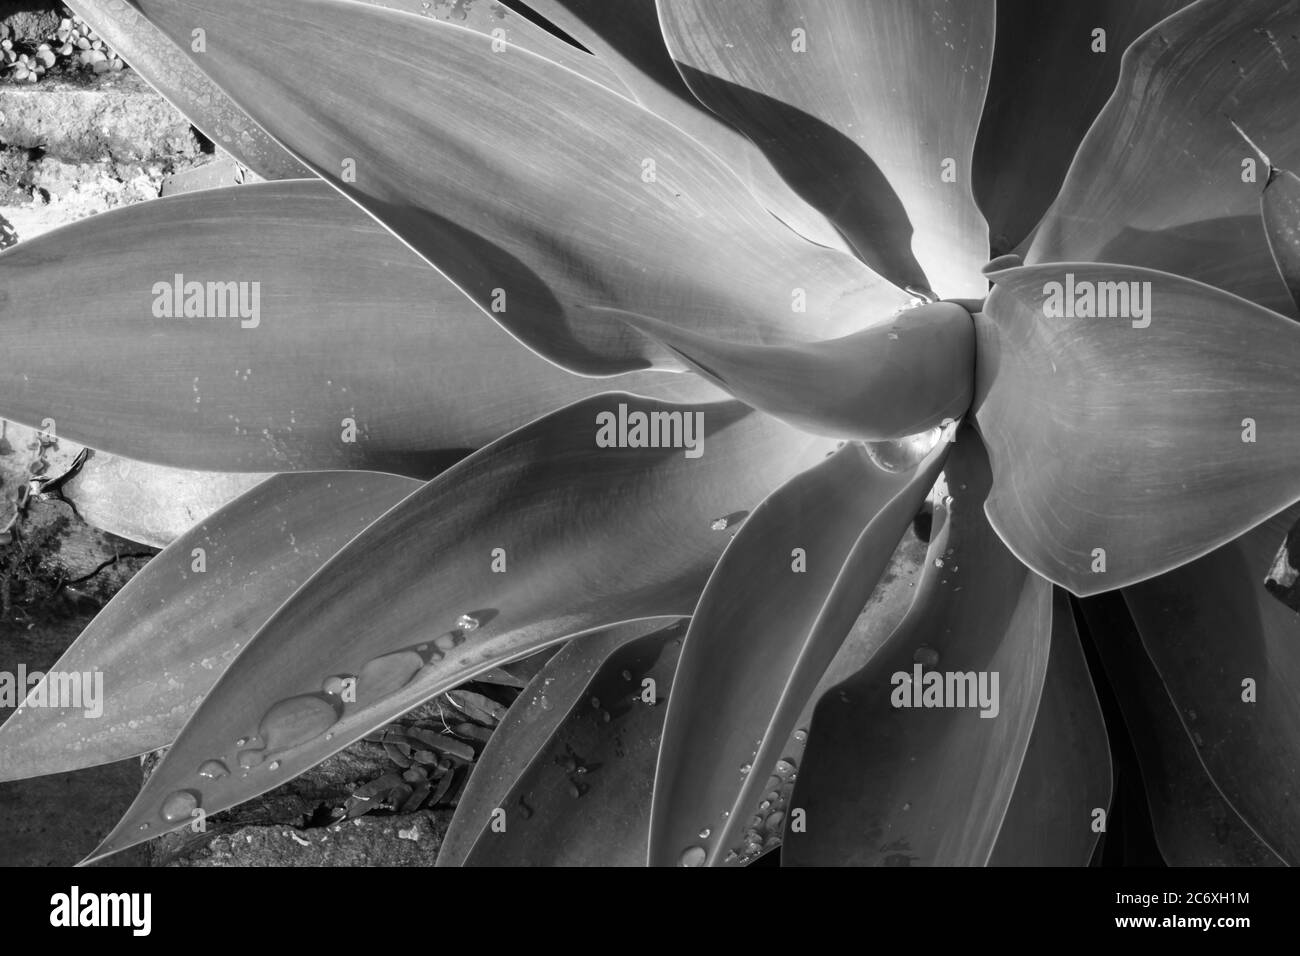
437,620 -> 676,866
987,590 -> 1111,866
1261,163 -> 1300,312
459,622 -> 685,866
365,0 -> 631,95
1027,0 -> 1300,319
136,0 -> 906,376
0,471 -> 419,783
1124,506 -> 1300,863
976,261 -> 1300,595
598,300 -> 973,440
0,179 -> 719,473
86,394 -> 829,862
649,439 -> 948,867
1079,593 -> 1282,865
66,0 -> 309,179
783,436 -> 1052,867
514,0 -> 851,252
657,0 -> 994,299
67,455 -> 268,547
973,0 -> 1189,255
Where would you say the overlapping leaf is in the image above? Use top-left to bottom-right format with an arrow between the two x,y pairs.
658,0 -> 993,299
976,262 -> 1300,594
1124,506 -> 1300,863
136,0 -> 906,379
0,179 -> 717,474
1079,593 -> 1281,865
451,622 -> 686,866
1260,163 -> 1300,311
86,394 -> 829,861
1028,0 -> 1300,318
515,0 -> 850,253
0,471 -> 419,782
987,591 -> 1111,866
783,437 -> 1052,866
973,0 -> 1189,254
649,439 -> 948,866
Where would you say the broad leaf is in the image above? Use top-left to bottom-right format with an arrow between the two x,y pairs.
1124,506 -> 1300,863
68,455 -> 267,547
458,622 -> 685,866
437,620 -> 677,867
1080,593 -> 1282,865
67,0 -> 309,179
0,471 -> 419,782
976,262 -> 1300,595
987,591 -> 1111,866
1261,164 -> 1300,312
1027,0 -> 1300,319
973,0 -> 1189,255
137,0 -> 906,377
0,179 -> 718,474
86,394 -> 829,861
598,300 -> 973,440
782,437 -> 1052,866
649,439 -> 948,867
658,0 -> 993,299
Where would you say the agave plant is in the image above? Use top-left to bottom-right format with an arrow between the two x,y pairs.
1,0 -> 1298,867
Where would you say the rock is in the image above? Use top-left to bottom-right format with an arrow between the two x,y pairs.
0,2 -> 62,44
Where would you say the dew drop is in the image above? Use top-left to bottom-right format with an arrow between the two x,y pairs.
138,823 -> 150,832
197,759 -> 228,780
621,670 -> 632,681
678,845 -> 707,867
259,695 -> 338,751
710,517 -> 729,531
268,760 -> 281,771
161,790 -> 200,823
455,613 -> 481,632
934,558 -> 944,568
698,827 -> 711,839
235,737 -> 248,747
237,749 -> 265,770
913,645 -> 940,667
590,696 -> 600,709
357,650 -> 424,702
766,810 -> 786,830
793,728 -> 808,743
773,758 -> 798,778
739,763 -> 752,776
322,674 -> 354,696
539,695 -> 552,710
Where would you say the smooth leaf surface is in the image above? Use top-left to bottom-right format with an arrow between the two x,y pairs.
67,455 -> 268,547
783,437 -> 1052,866
0,471 -> 419,782
976,262 -> 1300,595
514,0 -> 851,252
987,591 -> 1111,866
460,623 -> 685,866
1124,506 -> 1300,863
0,179 -> 719,473
598,300 -> 973,440
88,394 -> 829,861
973,0 -> 1189,255
1027,0 -> 1300,319
1079,593 -> 1282,865
137,0 -> 907,376
658,0 -> 993,299
437,620 -> 676,866
649,440 -> 948,866
1262,165 -> 1300,312
67,0 -> 309,179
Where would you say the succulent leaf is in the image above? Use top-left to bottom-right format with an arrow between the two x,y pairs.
783,437 -> 1052,866
657,0 -> 994,299
1123,505 -> 1300,863
1079,593 -> 1283,865
648,440 -> 948,867
0,471 -> 419,783
986,590 -> 1112,866
87,394 -> 828,861
65,0 -> 310,179
0,179 -> 718,473
516,0 -> 851,253
1261,164 -> 1300,312
453,621 -> 686,866
134,0 -> 905,376
976,262 -> 1300,595
1028,0 -> 1300,319
973,0 -> 1191,256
